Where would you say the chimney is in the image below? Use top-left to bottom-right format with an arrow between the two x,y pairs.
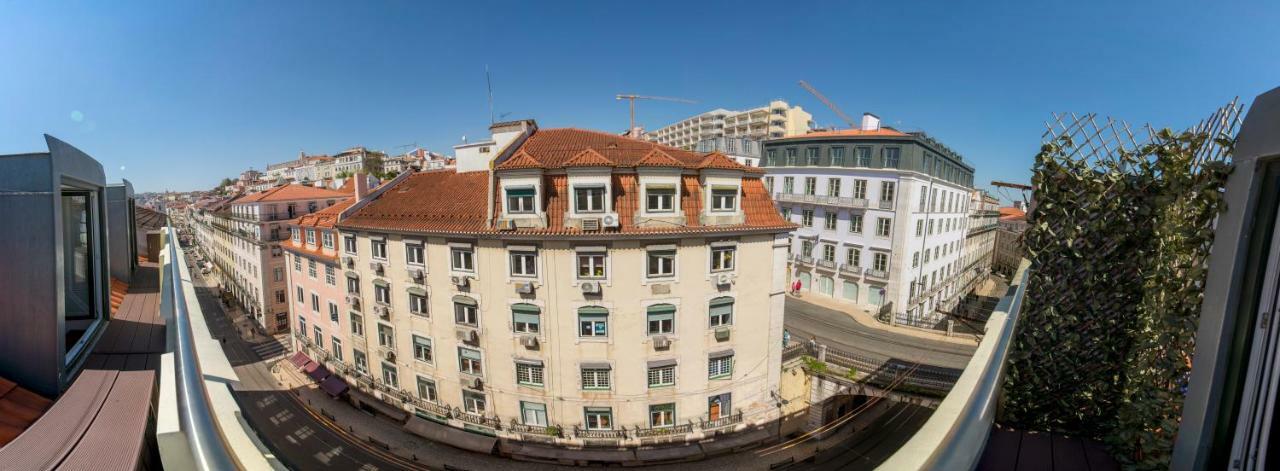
860,113 -> 881,131
354,172 -> 369,201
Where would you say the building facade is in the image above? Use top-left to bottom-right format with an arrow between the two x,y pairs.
649,100 -> 813,150
695,137 -> 762,167
762,115 -> 977,326
190,183 -> 351,334
334,147 -> 387,176
956,190 -> 999,298
283,193 -> 357,370
290,121 -> 793,450
993,205 -> 1028,276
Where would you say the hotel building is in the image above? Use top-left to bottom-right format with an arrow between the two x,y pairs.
648,100 -> 813,150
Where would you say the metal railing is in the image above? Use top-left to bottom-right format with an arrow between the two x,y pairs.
161,227 -> 241,470
864,267 -> 889,279
634,422 -> 695,438
774,192 -> 869,209
700,411 -> 743,430
573,426 -> 627,440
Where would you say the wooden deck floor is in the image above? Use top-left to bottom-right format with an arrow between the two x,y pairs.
977,425 -> 1119,470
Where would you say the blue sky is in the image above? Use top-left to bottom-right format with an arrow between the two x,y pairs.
2,1 -> 1277,195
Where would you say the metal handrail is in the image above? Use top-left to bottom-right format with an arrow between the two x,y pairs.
166,227 -> 240,471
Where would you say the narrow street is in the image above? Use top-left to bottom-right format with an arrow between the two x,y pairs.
784,298 -> 978,370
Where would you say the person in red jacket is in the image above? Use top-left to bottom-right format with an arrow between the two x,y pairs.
791,278 -> 802,296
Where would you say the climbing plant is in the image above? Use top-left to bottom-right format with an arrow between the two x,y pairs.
1001,122 -> 1235,469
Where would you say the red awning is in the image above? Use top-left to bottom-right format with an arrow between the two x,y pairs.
307,364 -> 332,383
288,351 -> 310,369
319,376 -> 349,397
302,361 -> 320,374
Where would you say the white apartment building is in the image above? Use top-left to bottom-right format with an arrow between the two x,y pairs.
294,120 -> 792,455
957,190 -> 999,298
191,182 -> 351,334
763,114 -> 977,326
649,100 -> 813,150
334,147 -> 387,175
696,137 -> 763,167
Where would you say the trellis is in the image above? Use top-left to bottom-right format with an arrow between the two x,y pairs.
1001,99 -> 1243,469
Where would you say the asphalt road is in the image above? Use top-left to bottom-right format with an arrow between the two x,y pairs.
783,297 -> 977,370
795,402 -> 935,470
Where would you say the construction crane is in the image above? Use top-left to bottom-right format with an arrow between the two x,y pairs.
798,80 -> 858,129
615,94 -> 697,132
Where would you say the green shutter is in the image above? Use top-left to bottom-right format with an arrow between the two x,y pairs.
709,298 -> 733,317
578,306 -> 608,316
507,188 -> 535,197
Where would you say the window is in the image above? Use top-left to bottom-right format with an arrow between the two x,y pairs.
411,335 -> 432,363
462,391 -> 487,415
574,186 -> 606,213
646,185 -> 676,212
451,247 -> 474,272
822,244 -> 836,262
275,290 -> 286,303
803,177 -> 816,195
585,407 -> 613,430
647,304 -> 675,335
306,230 -> 316,245
294,256 -> 302,272
824,213 -> 837,230
782,177 -> 794,193
647,250 -> 675,278
416,376 -> 438,403
506,187 -> 536,214
458,347 -> 483,375
521,401 -> 548,426
650,403 -> 676,427
582,367 -> 611,390
328,302 -> 339,323
344,235 -> 357,254
577,252 -> 607,279
847,248 -> 861,267
849,214 -> 863,234
377,323 -> 394,348
350,312 -> 364,336
874,252 -> 890,272
308,259 -> 317,278
510,251 -> 537,277
346,276 -> 360,294
516,361 -> 544,387
409,293 -> 428,315
764,176 -> 774,192
709,297 -> 733,327
331,337 -> 343,362
454,298 -> 478,326
855,147 -> 872,166
295,286 -> 304,303
313,326 -> 323,348
354,349 -> 368,374
830,147 -> 845,166
374,283 -> 390,304
274,267 -> 284,282
578,306 -> 609,337
710,188 -> 737,211
406,243 -> 424,265
916,220 -> 924,236
325,265 -> 335,285
322,232 -> 334,249
291,228 -> 301,243
371,239 -> 386,259
827,178 -> 841,197
311,293 -> 320,311
928,219 -> 935,235
876,217 -> 892,237
881,182 -> 896,203
805,147 -> 819,165
512,303 -> 540,334
883,147 -> 901,168
853,179 -> 867,199
801,240 -> 814,257
648,364 -> 676,387
710,246 -> 735,272
785,148 -> 796,165
709,354 -> 734,379
801,209 -> 814,227
382,363 -> 398,388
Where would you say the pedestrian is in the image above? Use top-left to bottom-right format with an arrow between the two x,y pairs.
783,329 -> 792,347
792,279 -> 802,297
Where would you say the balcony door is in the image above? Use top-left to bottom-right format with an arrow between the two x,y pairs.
61,187 -> 105,364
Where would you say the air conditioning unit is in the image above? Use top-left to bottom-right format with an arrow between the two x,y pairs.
580,281 -> 601,294
516,282 -> 535,294
498,219 -> 517,231
343,256 -> 355,268
408,268 -> 425,281
470,377 -> 484,390
601,213 -> 620,228
376,306 -> 390,319
369,261 -> 384,275
581,218 -> 602,231
714,326 -> 731,341
519,335 -> 539,349
716,272 -> 735,286
652,336 -> 671,350
383,349 -> 396,362
455,328 -> 479,344
451,275 -> 470,287
346,294 -> 360,305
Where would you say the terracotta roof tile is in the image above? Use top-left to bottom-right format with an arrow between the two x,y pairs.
635,149 -> 685,168
293,199 -> 353,229
999,207 -> 1026,221
0,376 -> 52,447
233,183 -> 349,204
340,170 -> 491,234
561,148 -> 615,167
697,152 -> 744,170
504,128 -> 750,171
495,150 -> 543,170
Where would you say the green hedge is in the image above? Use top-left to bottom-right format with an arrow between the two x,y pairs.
1001,129 -> 1233,469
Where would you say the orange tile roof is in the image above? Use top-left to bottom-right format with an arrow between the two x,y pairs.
233,183 -> 350,204
999,207 -> 1026,221
495,128 -> 756,172
773,128 -> 910,140
292,199 -> 354,229
341,170 -> 491,234
0,376 -> 53,447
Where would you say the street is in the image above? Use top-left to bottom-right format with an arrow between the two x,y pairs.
784,297 -> 977,370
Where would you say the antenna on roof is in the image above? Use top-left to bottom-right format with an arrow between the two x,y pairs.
486,65 -> 495,125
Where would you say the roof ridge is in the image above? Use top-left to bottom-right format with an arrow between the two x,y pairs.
562,148 -> 615,167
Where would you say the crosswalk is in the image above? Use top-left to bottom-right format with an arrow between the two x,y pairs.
251,333 -> 291,361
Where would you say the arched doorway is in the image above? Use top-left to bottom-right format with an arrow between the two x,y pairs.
818,276 -> 834,296
797,272 -> 812,291
842,281 -> 859,303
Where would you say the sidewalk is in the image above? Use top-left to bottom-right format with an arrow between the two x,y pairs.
787,292 -> 979,345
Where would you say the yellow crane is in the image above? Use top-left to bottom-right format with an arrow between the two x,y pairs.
616,94 -> 698,132
798,80 -> 858,129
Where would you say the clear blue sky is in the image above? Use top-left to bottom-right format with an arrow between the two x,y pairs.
2,1 -> 1277,195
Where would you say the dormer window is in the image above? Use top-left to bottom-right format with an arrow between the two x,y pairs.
574,185 -> 606,213
646,185 -> 676,213
710,187 -> 738,212
506,187 -> 536,214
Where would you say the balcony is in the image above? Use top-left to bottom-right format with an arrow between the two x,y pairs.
878,199 -> 896,210
775,192 -> 869,209
816,259 -> 837,270
792,253 -> 815,265
839,263 -> 861,276
864,267 -> 889,280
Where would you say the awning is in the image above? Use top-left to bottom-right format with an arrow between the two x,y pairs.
406,286 -> 427,296
288,351 -> 311,369
710,349 -> 735,359
648,358 -> 677,368
307,364 -> 332,382
301,360 -> 319,373
403,416 -> 498,454
319,375 -> 349,397
452,295 -> 478,306
372,278 -> 389,287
